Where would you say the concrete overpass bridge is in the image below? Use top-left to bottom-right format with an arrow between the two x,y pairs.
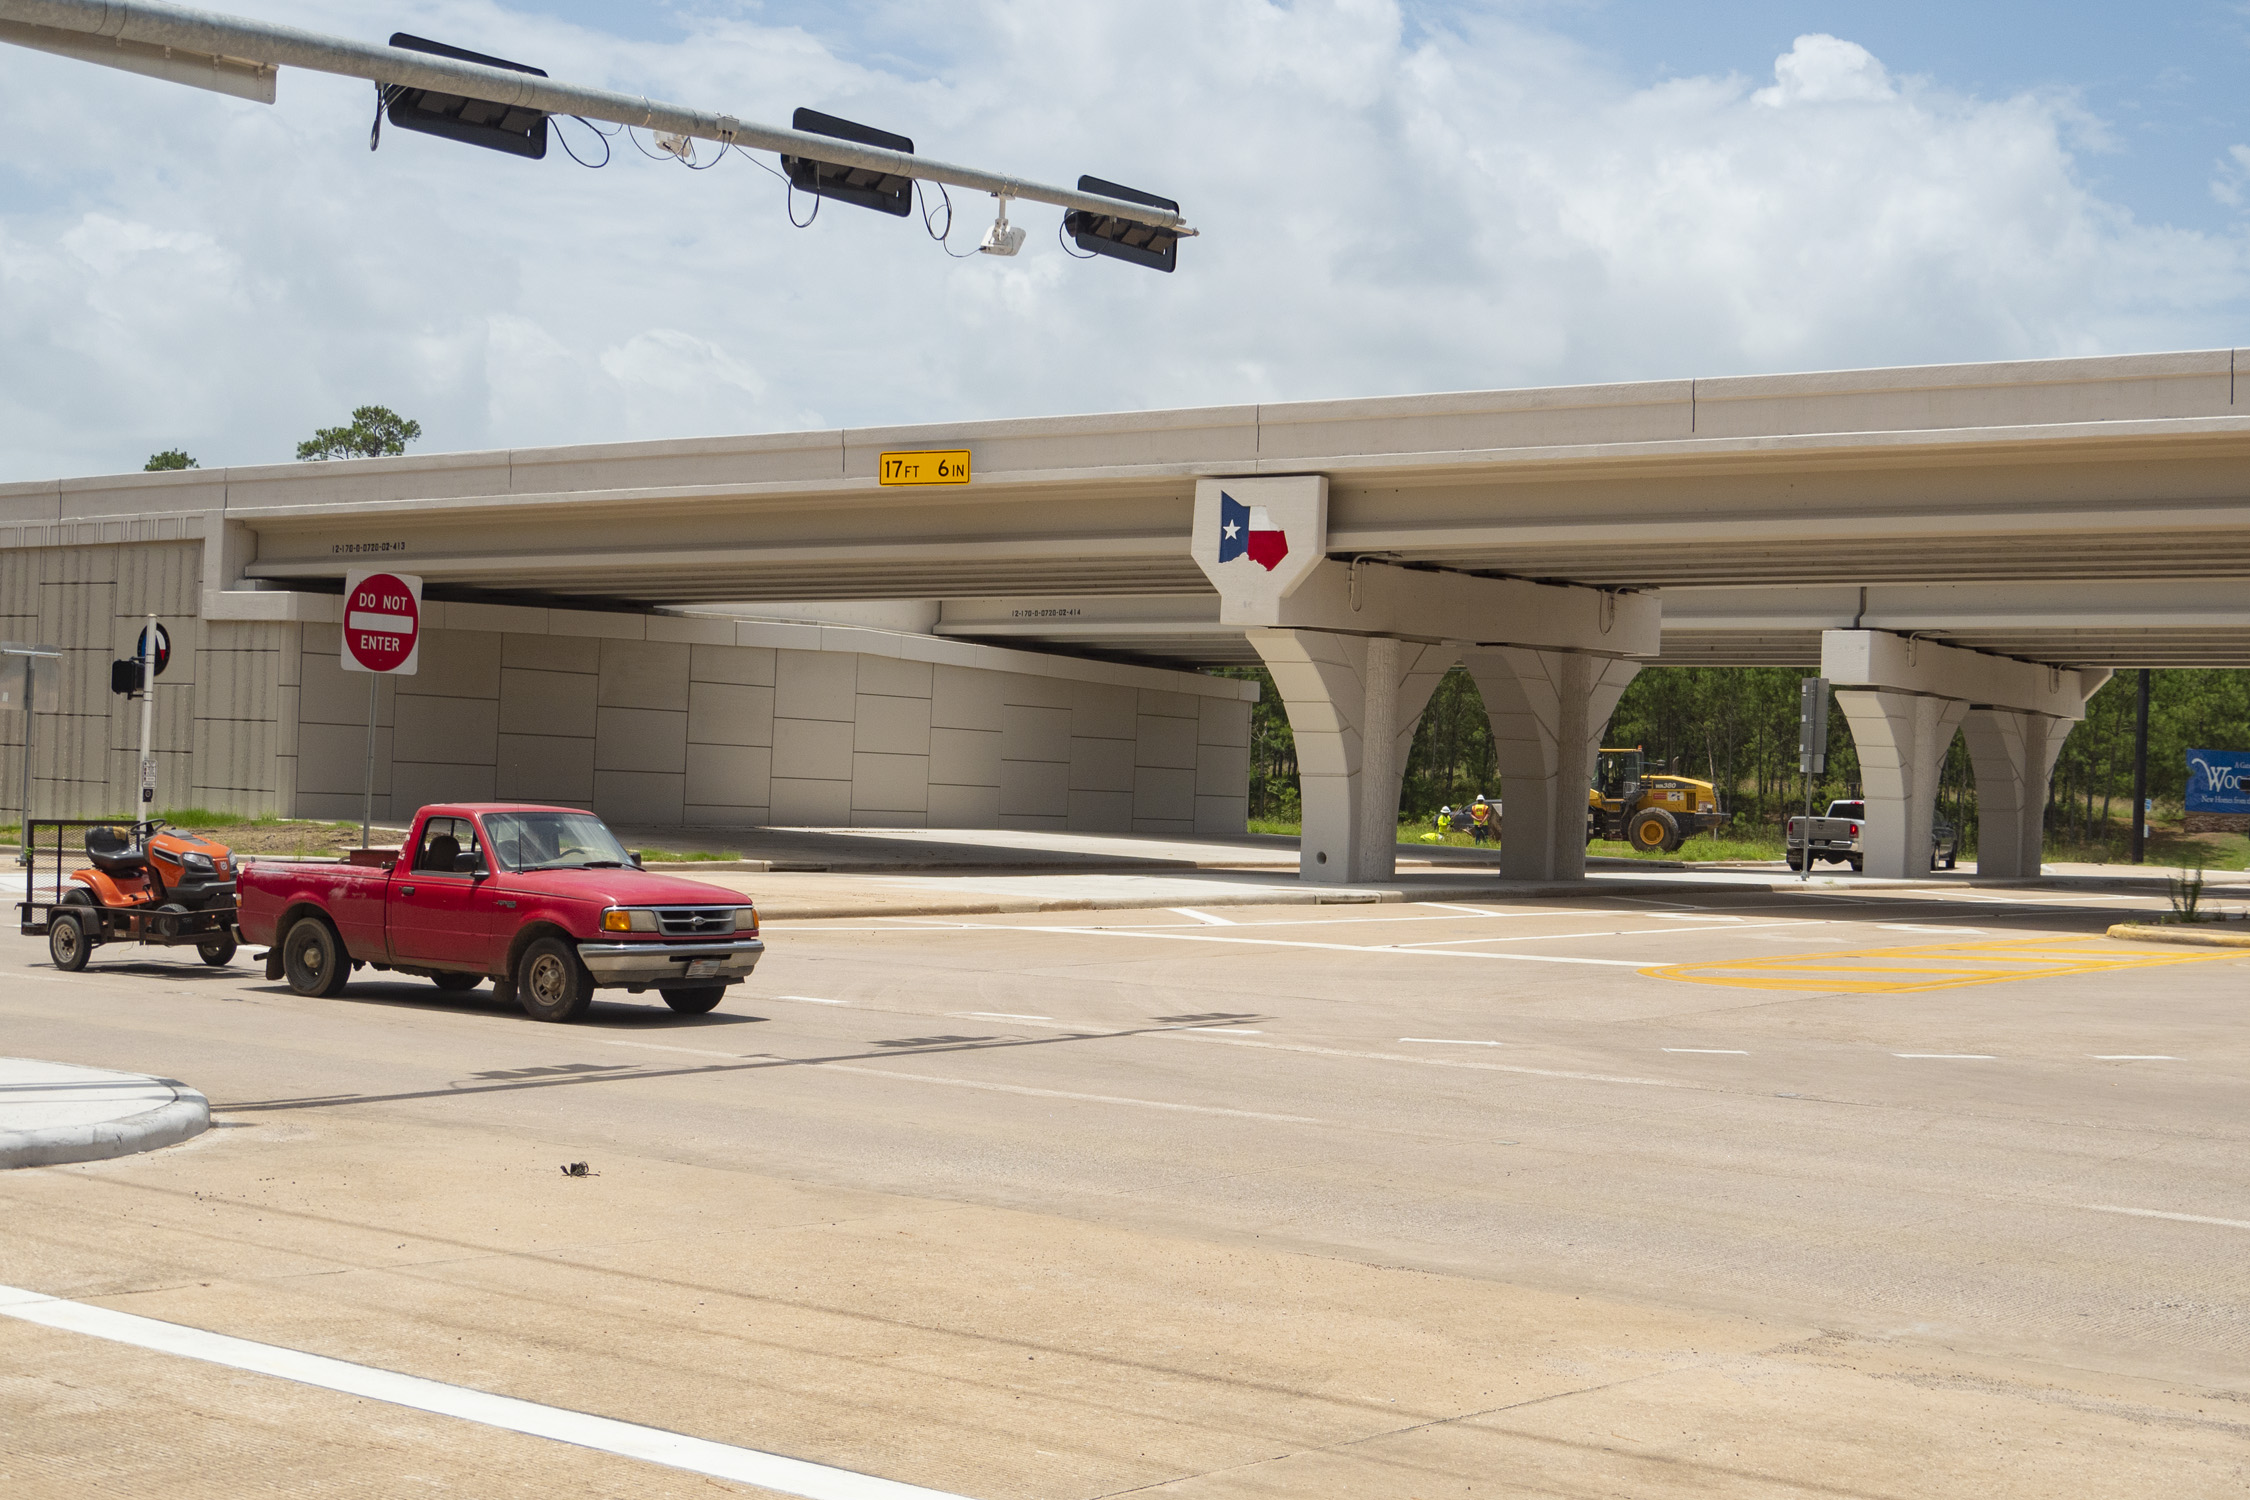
6,350 -> 2248,882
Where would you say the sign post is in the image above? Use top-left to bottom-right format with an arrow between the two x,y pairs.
2,643 -> 61,865
1798,677 -> 1830,883
341,571 -> 422,849
136,618 -> 169,810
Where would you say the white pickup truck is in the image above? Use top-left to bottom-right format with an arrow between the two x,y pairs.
1785,800 -> 1960,872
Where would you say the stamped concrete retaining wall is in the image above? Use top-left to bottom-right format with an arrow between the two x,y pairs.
4,541 -> 1255,834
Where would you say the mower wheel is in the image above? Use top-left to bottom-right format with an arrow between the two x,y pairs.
152,901 -> 191,939
48,912 -> 90,972
1628,807 -> 1680,854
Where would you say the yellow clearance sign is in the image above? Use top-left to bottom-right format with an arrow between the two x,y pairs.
878,450 -> 971,486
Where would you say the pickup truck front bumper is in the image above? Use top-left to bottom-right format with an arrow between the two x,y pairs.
576,937 -> 765,988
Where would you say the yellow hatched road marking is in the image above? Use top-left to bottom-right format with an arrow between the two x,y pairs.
1645,936 -> 2237,993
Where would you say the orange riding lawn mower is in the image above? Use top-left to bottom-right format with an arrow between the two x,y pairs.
19,819 -> 241,972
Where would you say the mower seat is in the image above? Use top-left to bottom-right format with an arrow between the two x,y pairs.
84,826 -> 146,873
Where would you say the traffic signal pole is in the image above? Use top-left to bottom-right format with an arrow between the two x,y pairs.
138,614 -> 156,813
0,0 -> 1197,236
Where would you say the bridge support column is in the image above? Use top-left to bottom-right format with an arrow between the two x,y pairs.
1831,689 -> 1969,878
1959,709 -> 2074,878
1463,648 -> 1642,882
1248,628 -> 1454,883
1823,631 -> 2106,881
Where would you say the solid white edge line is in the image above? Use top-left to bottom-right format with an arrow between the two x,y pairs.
2080,1205 -> 2250,1231
1167,907 -> 1236,925
1893,1053 -> 1997,1059
0,1285 -> 971,1500
775,995 -> 848,1005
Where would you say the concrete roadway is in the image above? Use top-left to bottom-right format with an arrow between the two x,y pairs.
1,883 -> 2246,1497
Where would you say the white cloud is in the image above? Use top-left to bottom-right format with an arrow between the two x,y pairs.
1754,34 -> 1895,107
0,0 -> 2245,480
2213,143 -> 2250,208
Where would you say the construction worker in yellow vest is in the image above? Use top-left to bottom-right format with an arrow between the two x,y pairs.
1469,794 -> 1495,845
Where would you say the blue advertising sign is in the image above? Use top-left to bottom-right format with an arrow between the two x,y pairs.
2185,749 -> 2250,814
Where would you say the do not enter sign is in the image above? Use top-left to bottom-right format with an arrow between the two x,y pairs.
342,570 -> 421,675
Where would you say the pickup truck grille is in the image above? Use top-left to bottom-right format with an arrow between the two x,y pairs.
655,908 -> 735,936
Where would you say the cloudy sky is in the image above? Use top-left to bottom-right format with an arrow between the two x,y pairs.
3,0 -> 2248,480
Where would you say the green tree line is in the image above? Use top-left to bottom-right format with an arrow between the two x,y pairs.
1214,663 -> 2250,842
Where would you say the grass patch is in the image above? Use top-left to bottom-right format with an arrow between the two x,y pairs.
636,849 -> 741,863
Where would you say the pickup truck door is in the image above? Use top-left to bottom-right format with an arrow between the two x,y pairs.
389,816 -> 509,971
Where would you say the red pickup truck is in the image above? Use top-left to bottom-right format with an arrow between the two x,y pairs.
237,804 -> 763,1022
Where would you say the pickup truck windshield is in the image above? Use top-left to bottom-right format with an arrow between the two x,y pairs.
484,811 -> 633,872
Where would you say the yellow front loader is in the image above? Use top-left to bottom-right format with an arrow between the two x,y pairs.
1588,747 -> 1727,853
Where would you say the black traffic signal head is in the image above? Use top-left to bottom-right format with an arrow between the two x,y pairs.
781,109 -> 915,217
384,34 -> 549,159
1064,176 -> 1180,273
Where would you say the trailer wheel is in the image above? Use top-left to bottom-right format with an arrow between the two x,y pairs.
198,937 -> 237,967
516,937 -> 592,1023
661,985 -> 726,1015
282,916 -> 350,998
48,912 -> 90,972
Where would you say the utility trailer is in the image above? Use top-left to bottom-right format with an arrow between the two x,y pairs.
19,819 -> 241,971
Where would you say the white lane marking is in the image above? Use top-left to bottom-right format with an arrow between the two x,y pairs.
1417,902 -> 1505,916
1877,924 -> 1987,934
1182,1026 -> 1262,1034
1399,1038 -> 1503,1046
1657,914 -> 1745,922
957,1012 -> 1055,1022
941,923 -> 1647,967
0,1283 -> 968,1500
2080,1205 -> 2250,1231
1663,1048 -> 1749,1055
775,995 -> 849,1005
1175,1034 -> 1684,1090
1168,907 -> 1236,926
1894,1053 -> 1996,1060
2093,1055 -> 2177,1061
599,1040 -> 756,1060
812,1064 -> 1317,1123
1394,921 -> 1805,950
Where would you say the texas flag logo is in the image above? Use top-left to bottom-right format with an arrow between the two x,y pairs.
1217,491 -> 1289,571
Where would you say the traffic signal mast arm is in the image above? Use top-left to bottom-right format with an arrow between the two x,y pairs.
0,0 -> 1197,237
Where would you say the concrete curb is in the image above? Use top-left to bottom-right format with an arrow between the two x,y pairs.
0,1077 -> 210,1171
2104,922 -> 2250,948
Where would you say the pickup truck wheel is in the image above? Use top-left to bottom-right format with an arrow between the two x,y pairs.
1848,856 -> 1864,872
282,916 -> 350,998
660,985 -> 726,1015
48,912 -> 90,972
516,937 -> 592,1023
1786,851 -> 1805,871
197,936 -> 237,967
431,973 -> 482,993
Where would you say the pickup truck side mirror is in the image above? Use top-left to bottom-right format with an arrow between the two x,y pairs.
455,851 -> 488,876
630,851 -> 644,869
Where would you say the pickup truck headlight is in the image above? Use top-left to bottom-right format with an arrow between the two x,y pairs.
736,907 -> 758,936
600,908 -> 661,933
